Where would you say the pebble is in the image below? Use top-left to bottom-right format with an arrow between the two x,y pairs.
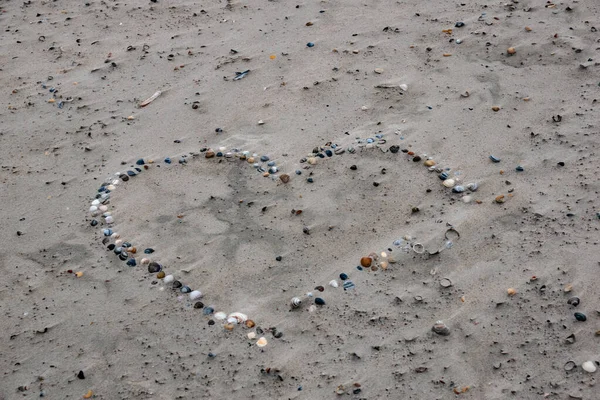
148,262 -> 162,273
507,47 -> 516,55
442,179 -> 455,188
582,361 -> 597,373
339,273 -> 349,280
307,42 -> 315,48
574,312 -> 587,321
280,174 -> 290,183
315,297 -> 326,306
360,257 -> 372,268
329,280 -> 339,288
374,68 -> 384,74
567,296 -> 580,306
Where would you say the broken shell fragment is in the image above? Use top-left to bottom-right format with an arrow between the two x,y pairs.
564,361 -> 576,371
507,288 -> 517,296
227,312 -> 248,324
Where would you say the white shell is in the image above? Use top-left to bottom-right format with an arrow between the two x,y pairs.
111,233 -> 120,238
214,312 -> 227,320
115,239 -> 123,246
105,216 -> 114,224
163,274 -> 174,283
228,312 -> 248,324
247,332 -> 256,340
462,195 -> 472,203
442,179 -> 455,188
189,290 -> 202,300
106,184 -> 116,191
399,83 -> 408,91
89,206 -> 98,213
256,337 -> 268,347
111,179 -> 120,186
99,205 -> 108,212
329,280 -> 339,288
291,297 -> 302,308
91,199 -> 100,206
140,258 -> 150,265
582,361 -> 597,373
219,146 -> 226,152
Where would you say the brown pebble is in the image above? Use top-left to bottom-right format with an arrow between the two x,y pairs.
157,271 -> 165,279
424,160 -> 436,167
280,174 -> 290,183
495,195 -> 505,203
246,320 -> 256,328
507,288 -> 517,296
360,257 -> 372,268
443,53 -> 452,57
205,150 -> 215,158
525,26 -> 532,31
507,47 -> 516,55
247,157 -> 255,163
492,106 -> 500,112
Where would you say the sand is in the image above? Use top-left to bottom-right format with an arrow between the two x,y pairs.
1,0 -> 599,398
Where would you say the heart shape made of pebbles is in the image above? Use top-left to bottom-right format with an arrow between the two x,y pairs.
88,134 -> 487,348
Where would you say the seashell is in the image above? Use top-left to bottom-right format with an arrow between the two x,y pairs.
440,278 -> 453,288
291,297 -> 302,308
247,332 -> 256,340
193,301 -> 204,309
224,323 -> 235,331
432,320 -> 450,336
307,157 -> 317,165
462,195 -> 472,203
105,216 -> 114,224
567,296 -> 580,306
360,257 -> 372,268
190,290 -> 202,300
424,160 -> 436,167
574,312 -> 587,321
115,239 -> 123,246
489,155 -> 501,163
412,243 -> 425,254
280,174 -> 290,183
203,306 -> 214,315
245,320 -> 255,328
582,361 -> 597,373
315,297 -> 326,305
329,280 -> 339,288
205,150 -> 215,158
466,182 -> 478,192
163,274 -> 174,283
439,172 -> 449,180
139,90 -> 161,107
564,361 -> 576,371
452,185 -> 465,193
99,205 -> 108,212
148,262 -> 162,273
334,148 -> 345,155
141,258 -> 150,265
347,147 -> 355,154
228,312 -> 248,324
380,261 -> 388,269
343,281 -> 355,290
399,83 -> 408,91
442,179 -> 455,188
507,288 -> 517,296
214,312 -> 227,320
172,280 -> 182,289
256,337 -> 268,347
564,283 -> 573,293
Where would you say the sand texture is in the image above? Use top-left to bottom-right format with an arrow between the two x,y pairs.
1,0 -> 599,399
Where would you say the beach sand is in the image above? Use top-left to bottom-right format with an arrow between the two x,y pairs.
1,0 -> 599,398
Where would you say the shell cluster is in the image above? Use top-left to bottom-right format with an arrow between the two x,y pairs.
87,133 -> 471,348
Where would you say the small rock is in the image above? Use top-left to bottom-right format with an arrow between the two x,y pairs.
582,361 -> 597,373
374,68 -> 384,74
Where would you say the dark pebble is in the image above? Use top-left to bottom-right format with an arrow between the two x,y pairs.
325,149 -> 333,157
455,21 -> 465,27
180,286 -> 191,293
315,297 -> 326,305
107,244 -> 116,250
148,262 -> 162,273
307,177 -> 314,183
203,306 -> 214,315
273,331 -> 283,338
567,297 -> 580,306
574,312 -> 587,321
172,280 -> 182,289
413,156 -> 422,162
118,252 -> 128,261
307,42 -> 315,47
77,371 -> 85,379
557,161 -> 565,166
340,273 -> 349,280
90,220 -> 98,226
127,170 -> 137,176
136,159 -> 145,165
373,182 -> 379,187
193,301 -> 205,309
276,256 -> 282,261
260,155 -> 270,162
350,165 -> 357,170
144,248 -> 154,254
315,285 -> 325,292
389,145 -> 400,153
164,157 -> 172,164
208,319 -> 215,325
126,258 -> 136,267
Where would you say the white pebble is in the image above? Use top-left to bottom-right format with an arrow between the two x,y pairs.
115,239 -> 123,246
106,184 -> 116,191
141,258 -> 150,265
329,280 -> 339,288
111,232 -> 120,239
111,179 -> 120,186
91,199 -> 100,206
105,216 -> 114,224
163,274 -> 174,283
399,84 -> 408,91
99,205 -> 108,212
214,312 -> 227,320
582,361 -> 597,373
462,195 -> 472,203
89,206 -> 98,213
189,290 -> 202,300
247,332 -> 256,340
442,179 -> 455,188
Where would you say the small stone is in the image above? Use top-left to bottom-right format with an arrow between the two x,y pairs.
205,150 -> 215,158
574,312 -> 587,321
77,371 -> 85,379
156,271 -> 165,279
492,106 -> 500,112
315,297 -> 326,305
275,256 -> 282,261
507,288 -> 517,296
257,120 -> 265,125
360,257 -> 372,268
495,195 -> 505,204
389,145 -> 400,154
582,361 -> 597,373
442,179 -> 455,188
507,47 -> 516,55
280,174 -> 290,183
374,68 -> 384,74
399,84 -> 408,91
424,160 -> 435,167
567,296 -> 580,306
350,165 -> 357,170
